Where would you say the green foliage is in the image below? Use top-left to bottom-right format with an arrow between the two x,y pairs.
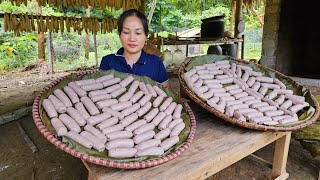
244,42 -> 262,60
146,0 -> 230,33
0,21 -> 38,69
181,5 -> 231,30
243,11 -> 261,29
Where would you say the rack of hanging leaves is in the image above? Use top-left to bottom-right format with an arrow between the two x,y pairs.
0,0 -> 144,10
2,13 -> 118,36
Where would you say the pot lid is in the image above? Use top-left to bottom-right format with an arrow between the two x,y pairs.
201,15 -> 225,22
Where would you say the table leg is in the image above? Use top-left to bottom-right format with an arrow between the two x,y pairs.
88,172 -> 96,180
271,132 -> 291,180
82,160 -> 97,180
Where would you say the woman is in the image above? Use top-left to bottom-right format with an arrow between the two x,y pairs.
99,9 -> 171,88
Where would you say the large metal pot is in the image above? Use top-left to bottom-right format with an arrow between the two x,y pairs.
220,43 -> 238,58
207,45 -> 223,55
201,15 -> 225,40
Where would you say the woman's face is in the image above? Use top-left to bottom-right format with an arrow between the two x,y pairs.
120,16 -> 147,55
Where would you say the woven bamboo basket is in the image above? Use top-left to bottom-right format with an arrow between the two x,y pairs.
178,57 -> 320,131
32,70 -> 196,169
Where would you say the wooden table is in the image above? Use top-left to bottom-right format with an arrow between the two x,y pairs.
82,103 -> 291,180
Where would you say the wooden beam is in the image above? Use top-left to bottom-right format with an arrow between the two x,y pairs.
16,121 -> 38,153
234,0 -> 243,38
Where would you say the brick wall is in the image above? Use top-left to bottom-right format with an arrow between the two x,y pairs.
260,0 -> 282,71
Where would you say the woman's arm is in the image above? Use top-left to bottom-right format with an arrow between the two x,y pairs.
155,56 -> 171,89
162,81 -> 171,89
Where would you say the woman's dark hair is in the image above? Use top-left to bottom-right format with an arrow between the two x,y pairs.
117,9 -> 149,35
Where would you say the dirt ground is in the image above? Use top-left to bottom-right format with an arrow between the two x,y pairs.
0,66 -> 71,116
0,69 -> 319,179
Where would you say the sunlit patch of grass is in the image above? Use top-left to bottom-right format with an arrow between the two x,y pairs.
244,42 -> 262,60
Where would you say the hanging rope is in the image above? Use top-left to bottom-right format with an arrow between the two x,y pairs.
2,13 -> 117,35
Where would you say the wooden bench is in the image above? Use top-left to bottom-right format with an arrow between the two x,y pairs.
82,104 -> 291,180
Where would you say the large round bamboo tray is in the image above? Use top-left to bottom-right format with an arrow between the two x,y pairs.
178,57 -> 319,131
32,70 -> 196,169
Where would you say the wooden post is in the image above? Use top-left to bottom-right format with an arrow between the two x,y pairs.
241,34 -> 245,59
94,34 -> 98,68
47,32 -> 54,74
234,0 -> 243,38
234,0 -> 243,58
36,1 -> 45,60
225,0 -> 235,37
85,6 -> 90,60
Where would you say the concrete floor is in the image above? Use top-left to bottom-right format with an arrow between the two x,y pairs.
0,74 -> 319,180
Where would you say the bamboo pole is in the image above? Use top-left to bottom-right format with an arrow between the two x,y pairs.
147,0 -> 157,25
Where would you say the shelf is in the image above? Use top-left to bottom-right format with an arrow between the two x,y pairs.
162,38 -> 243,45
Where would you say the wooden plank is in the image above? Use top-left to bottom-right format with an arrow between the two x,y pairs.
271,132 -> 291,180
84,113 -> 289,180
249,154 -> 272,169
16,121 -> 38,153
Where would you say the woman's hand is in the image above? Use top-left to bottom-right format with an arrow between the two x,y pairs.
162,81 -> 171,89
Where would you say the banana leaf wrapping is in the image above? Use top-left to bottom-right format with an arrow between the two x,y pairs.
178,55 -> 320,131
293,95 -> 320,159
32,70 -> 196,168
